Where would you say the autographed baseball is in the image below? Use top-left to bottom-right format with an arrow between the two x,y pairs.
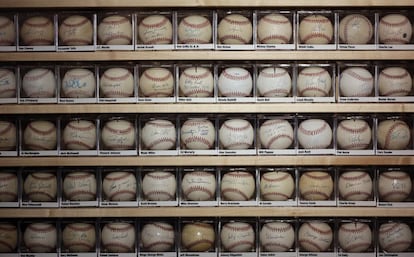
299,171 -> 333,201
181,222 -> 215,251
179,66 -> 214,97
378,170 -> 412,202
0,68 -> 16,98
101,222 -> 135,253
181,171 -> 216,201
24,223 -> 57,253
377,119 -> 411,150
338,171 -> 373,201
141,119 -> 176,150
218,14 -> 253,44
23,172 -> 57,202
98,15 -> 132,45
178,15 -> 212,44
297,67 -> 332,97
259,119 -> 294,149
297,119 -> 333,149
0,121 -> 16,151
101,119 -> 135,150
20,16 -> 54,46
298,221 -> 333,252
59,15 -> 93,46
299,14 -> 334,44
379,222 -> 412,252
140,222 -> 175,251
339,67 -> 374,97
0,16 -> 15,46
138,15 -> 173,44
23,120 -> 57,150
221,171 -> 255,201
0,172 -> 18,202
219,119 -> 254,150
379,14 -> 413,44
142,171 -> 176,201
257,67 -> 292,97
379,67 -> 413,96
336,119 -> 372,150
100,67 -> 134,98
62,119 -> 97,150
22,68 -> 56,98
339,14 -> 374,44
260,222 -> 295,252
257,13 -> 292,44
0,223 -> 17,252
220,222 -> 255,252
218,67 -> 252,97
62,223 -> 96,252
338,222 -> 372,252
139,67 -> 174,97
260,171 -> 295,201
63,171 -> 97,201
102,171 -> 137,201
180,118 -> 215,150
61,68 -> 96,98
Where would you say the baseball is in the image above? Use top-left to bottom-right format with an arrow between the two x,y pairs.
260,171 -> 295,201
101,119 -> 135,150
22,68 -> 56,98
377,119 -> 411,150
178,15 -> 212,44
379,222 -> 412,252
299,14 -> 333,44
0,68 -> 16,98
181,222 -> 215,251
138,15 -> 173,44
62,223 -> 96,252
221,171 -> 255,201
256,67 -> 292,97
219,119 -> 254,150
260,222 -> 295,252
181,171 -> 216,201
299,171 -> 333,201
59,15 -> 93,46
0,223 -> 17,252
23,120 -> 57,150
218,67 -> 252,97
379,67 -> 413,96
100,67 -> 134,98
24,223 -> 57,253
338,171 -> 373,201
0,172 -> 18,202
338,222 -> 372,252
257,13 -> 292,44
298,221 -> 333,252
20,16 -> 54,46
139,67 -> 174,97
220,222 -> 255,252
339,67 -> 374,97
140,222 -> 175,251
297,119 -> 332,149
62,119 -> 97,150
61,68 -> 96,98
0,16 -> 15,46
142,171 -> 176,201
180,118 -> 215,150
339,14 -> 374,44
379,14 -> 413,44
218,14 -> 252,44
23,172 -> 57,202
101,222 -> 135,253
297,67 -> 332,97
259,119 -> 294,149
336,119 -> 372,150
179,66 -> 214,97
63,171 -> 97,201
0,121 -> 16,151
98,15 -> 132,45
378,170 -> 412,202
141,119 -> 176,150
102,171 -> 137,201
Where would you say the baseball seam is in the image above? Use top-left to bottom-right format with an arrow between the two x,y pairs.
104,172 -> 133,181
108,190 -> 136,200
183,136 -> 212,148
343,15 -> 372,43
0,122 -> 13,135
103,70 -> 131,81
265,134 -> 293,149
223,16 -> 250,26
24,69 -> 51,81
343,69 -> 373,82
182,70 -> 210,80
66,223 -> 94,231
101,16 -> 129,25
64,140 -> 94,149
264,223 -> 292,232
384,121 -> 408,149
303,172 -> 331,180
104,123 -> 133,134
299,122 -> 327,136
143,70 -> 172,82
222,188 -> 250,200
262,173 -> 291,182
66,190 -> 95,200
220,34 -> 249,44
67,122 -> 95,131
339,121 -> 369,134
340,172 -> 369,180
184,185 -> 214,199
140,17 -> 168,29
27,123 -> 55,136
0,19 -> 12,29
182,17 -> 210,29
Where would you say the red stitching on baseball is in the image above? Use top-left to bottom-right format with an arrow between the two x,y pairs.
106,223 -> 134,232
380,16 -> 409,27
27,223 -> 55,232
262,172 -> 290,182
65,70 -> 93,80
299,86 -> 329,96
384,121 -> 408,149
382,89 -> 411,96
264,223 -> 292,232
260,35 -> 289,44
339,121 -> 369,134
303,172 -> 331,180
144,70 -> 172,82
101,16 -> 129,25
262,15 -> 289,25
0,70 -> 13,80
140,16 -> 168,28
184,239 -> 213,249
184,185 -> 214,199
62,17 -> 89,27
151,222 -> 174,231
222,188 -> 249,200
103,70 -> 131,81
103,90 -> 133,97
109,190 -> 135,200
66,190 -> 96,199
223,16 -> 250,25
65,172 -> 94,180
302,32 -> 332,43
180,38 -> 210,44
104,172 -> 133,181
104,123 -> 133,134
260,69 -> 288,78
0,88 -> 15,97
299,122 -> 327,136
223,121 -> 250,131
265,134 -> 293,149
262,242 -> 290,251
223,223 -> 252,231
103,35 -> 132,44
0,239 -> 13,251
66,223 -> 94,232
0,224 -> 16,231
26,191 -> 55,200
146,172 -> 174,180
343,15 -> 373,44
0,191 -> 17,200
299,239 -> 323,252
381,69 -> 409,80
343,242 -> 371,252
226,240 -> 254,251
340,172 -> 369,181
25,18 -> 51,27
183,136 -> 212,148
24,69 -> 51,81
380,191 -> 409,199
30,173 -> 55,180
185,89 -> 212,96
67,122 -> 94,131
143,37 -> 172,44
103,242 -> 133,251
381,172 -> 410,180
302,190 -> 330,199
182,69 -> 210,80
147,138 -> 175,149
64,140 -> 94,149
343,69 -> 373,82
339,223 -> 369,233
144,241 -> 173,249
62,39 -> 91,45
222,68 -> 250,81
0,19 -> 12,29
382,241 -> 412,251
306,223 -> 331,234
0,122 -> 13,135
182,17 -> 210,29
26,243 -> 55,252
220,34 -> 249,44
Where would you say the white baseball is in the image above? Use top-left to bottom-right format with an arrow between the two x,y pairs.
219,119 -> 254,150
0,16 -> 15,46
339,67 -> 374,97
379,67 -> 413,96
179,66 -> 214,97
63,171 -> 97,201
0,223 -> 17,252
260,222 -> 295,252
377,119 -> 411,150
257,13 -> 292,44
20,16 -> 54,46
138,15 -> 173,44
62,119 -> 97,150
142,171 -> 176,201
102,171 -> 137,201
0,68 -> 16,98
24,223 -> 57,253
101,119 -> 135,150
221,171 -> 255,201
298,221 -> 333,252
378,171 -> 412,202
23,120 -> 57,150
260,171 -> 295,201
297,67 -> 332,97
218,14 -> 252,44
181,171 -> 216,201
257,67 -> 292,97
59,15 -> 93,46
259,119 -> 294,149
181,222 -> 215,252
139,67 -> 174,97
338,171 -> 373,201
61,68 -> 96,98
297,119 -> 332,149
141,119 -> 176,150
338,222 -> 372,252
336,119 -> 372,150
98,15 -> 132,45
22,68 -> 56,98
180,118 -> 215,150
379,222 -> 412,252
178,15 -> 212,44
218,67 -> 252,97
379,14 -> 413,44
62,223 -> 96,252
0,172 -> 18,202
140,222 -> 175,251
100,67 -> 134,98
0,120 -> 16,151
299,14 -> 334,44
101,222 -> 135,253
220,222 -> 255,252
23,172 -> 57,202
339,14 -> 374,44
299,171 -> 333,201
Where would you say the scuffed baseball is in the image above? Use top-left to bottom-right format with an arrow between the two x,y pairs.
259,119 -> 294,149
22,68 -> 56,98
379,67 -> 413,97
0,172 -> 18,202
0,223 -> 17,252
299,171 -> 333,201
379,222 -> 412,252
338,222 -> 372,252
62,223 -> 96,252
338,171 -> 373,201
297,119 -> 332,149
218,67 -> 253,97
141,119 -> 176,150
219,119 -> 254,150
20,16 -> 54,46
339,14 -> 374,44
178,15 -> 212,44
23,172 -> 57,202
24,223 -> 57,253
142,171 -> 176,201
101,222 -> 135,253
100,67 -> 134,98
181,222 -> 215,251
181,171 -> 216,201
138,15 -> 173,44
101,119 -> 136,150
0,68 -> 16,98
0,16 -> 15,46
59,15 -> 93,46
0,121 -> 16,151
63,171 -> 97,201
257,67 -> 292,97
378,171 -> 412,202
139,67 -> 174,97
377,119 -> 411,150
336,119 -> 372,150
339,67 -> 374,97
23,120 -> 57,150
299,14 -> 333,44
260,222 -> 295,252
180,118 -> 215,150
257,13 -> 292,44
260,171 -> 295,201
179,66 -> 214,97
218,14 -> 252,44
379,14 -> 413,44
98,15 -> 132,45
140,222 -> 175,251
298,221 -> 333,252
102,171 -> 137,201
297,66 -> 332,97
220,222 -> 255,252
62,119 -> 97,150
221,171 -> 255,201
61,68 -> 96,98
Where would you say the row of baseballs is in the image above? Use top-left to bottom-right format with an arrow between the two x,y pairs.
0,218 -> 413,254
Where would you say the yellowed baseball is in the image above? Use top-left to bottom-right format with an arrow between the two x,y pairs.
260,171 -> 295,201
101,119 -> 135,150
140,222 -> 175,251
260,222 -> 295,252
298,221 -> 333,252
23,120 -> 57,150
0,172 -> 18,202
20,16 -> 54,46
338,170 -> 373,201
62,119 -> 97,150
218,14 -> 253,44
336,119 -> 372,150
61,68 -> 96,98
98,15 -> 132,45
221,171 -> 255,201
0,121 -> 16,151
181,222 -> 215,251
102,171 -> 137,201
220,222 -> 255,252
257,13 -> 292,44
180,118 -> 215,150
59,15 -> 93,46
379,222 -> 412,252
218,67 -> 253,97
257,67 -> 292,97
259,119 -> 294,149
63,171 -> 97,201
178,15 -> 212,44
297,119 -> 332,149
219,119 -> 254,150
138,15 -> 173,44
62,223 -> 96,252
100,67 -> 134,98
181,171 -> 216,201
139,67 -> 174,97
339,14 -> 373,44
379,14 -> 413,44
379,67 -> 412,96
24,223 -> 57,253
0,16 -> 15,46
297,66 -> 332,97
141,119 -> 176,150
378,171 -> 412,202
179,66 -> 214,97
0,223 -> 17,252
101,222 -> 135,253
22,68 -> 56,98
24,172 -> 57,202
377,119 -> 411,150
142,171 -> 176,201
338,222 -> 372,252
339,67 -> 374,97
0,68 -> 16,98
299,171 -> 333,200
299,15 -> 333,44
